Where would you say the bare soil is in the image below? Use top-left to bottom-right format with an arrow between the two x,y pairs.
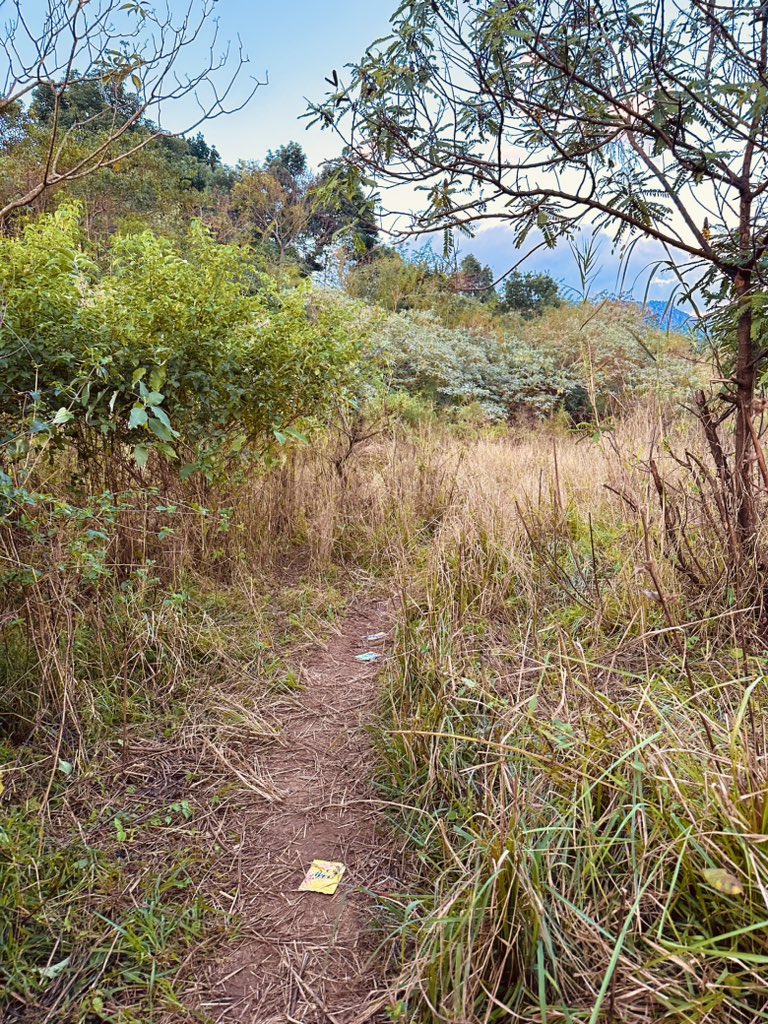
200,596 -> 398,1024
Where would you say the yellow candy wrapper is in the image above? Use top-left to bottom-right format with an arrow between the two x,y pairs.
298,859 -> 346,895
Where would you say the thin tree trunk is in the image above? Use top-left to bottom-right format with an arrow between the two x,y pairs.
733,277 -> 756,541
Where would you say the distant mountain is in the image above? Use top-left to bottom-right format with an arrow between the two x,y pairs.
643,300 -> 694,334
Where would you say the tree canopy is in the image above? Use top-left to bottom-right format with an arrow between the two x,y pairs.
0,0 -> 257,222
230,145 -> 379,273
500,271 -> 561,317
455,254 -> 495,300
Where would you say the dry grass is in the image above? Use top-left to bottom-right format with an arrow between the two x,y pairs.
362,408 -> 768,1023
3,402 -> 767,1021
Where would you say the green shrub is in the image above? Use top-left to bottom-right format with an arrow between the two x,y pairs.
0,206 -> 362,476
371,303 -> 702,424
373,310 -> 575,420
528,300 -> 703,418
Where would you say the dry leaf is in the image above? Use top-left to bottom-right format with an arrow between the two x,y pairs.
702,867 -> 743,896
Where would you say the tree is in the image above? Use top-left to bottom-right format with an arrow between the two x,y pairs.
0,0 -> 259,222
347,247 -> 452,311
185,132 -> 222,171
264,141 -> 309,184
500,271 -> 560,318
230,143 -> 377,273
0,106 -> 235,237
29,73 -> 142,131
455,254 -> 495,300
312,0 -> 768,540
308,159 -> 379,261
231,157 -> 311,266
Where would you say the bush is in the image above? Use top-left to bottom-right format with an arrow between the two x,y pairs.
527,300 -> 703,418
370,303 -> 702,425
373,310 -> 575,420
0,206 -> 362,477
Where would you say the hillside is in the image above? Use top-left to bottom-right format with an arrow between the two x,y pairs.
644,299 -> 696,334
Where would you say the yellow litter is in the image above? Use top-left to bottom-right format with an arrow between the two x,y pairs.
702,867 -> 743,896
298,859 -> 346,895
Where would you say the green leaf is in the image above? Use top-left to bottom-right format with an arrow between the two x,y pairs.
52,407 -> 74,425
156,442 -> 177,460
147,416 -> 175,442
284,427 -> 308,444
133,444 -> 149,469
150,406 -> 175,432
128,406 -> 148,429
39,957 -> 71,980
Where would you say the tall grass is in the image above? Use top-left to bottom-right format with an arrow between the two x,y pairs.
0,413 -> 463,1020
370,408 -> 768,1023
3,403 -> 767,1020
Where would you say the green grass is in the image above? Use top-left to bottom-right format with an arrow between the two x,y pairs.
375,501 -> 768,1023
0,768 -> 221,1023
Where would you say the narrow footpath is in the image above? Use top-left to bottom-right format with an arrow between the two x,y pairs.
203,597 -> 397,1024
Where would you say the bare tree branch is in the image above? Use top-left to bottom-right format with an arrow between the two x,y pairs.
0,0 -> 263,220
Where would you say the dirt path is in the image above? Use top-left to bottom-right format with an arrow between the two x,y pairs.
203,596 -> 396,1024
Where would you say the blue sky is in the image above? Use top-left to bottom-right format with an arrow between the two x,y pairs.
182,1 -> 394,168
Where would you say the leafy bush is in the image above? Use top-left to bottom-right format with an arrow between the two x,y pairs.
373,310 -> 575,420
0,206 -> 362,476
370,301 -> 703,424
